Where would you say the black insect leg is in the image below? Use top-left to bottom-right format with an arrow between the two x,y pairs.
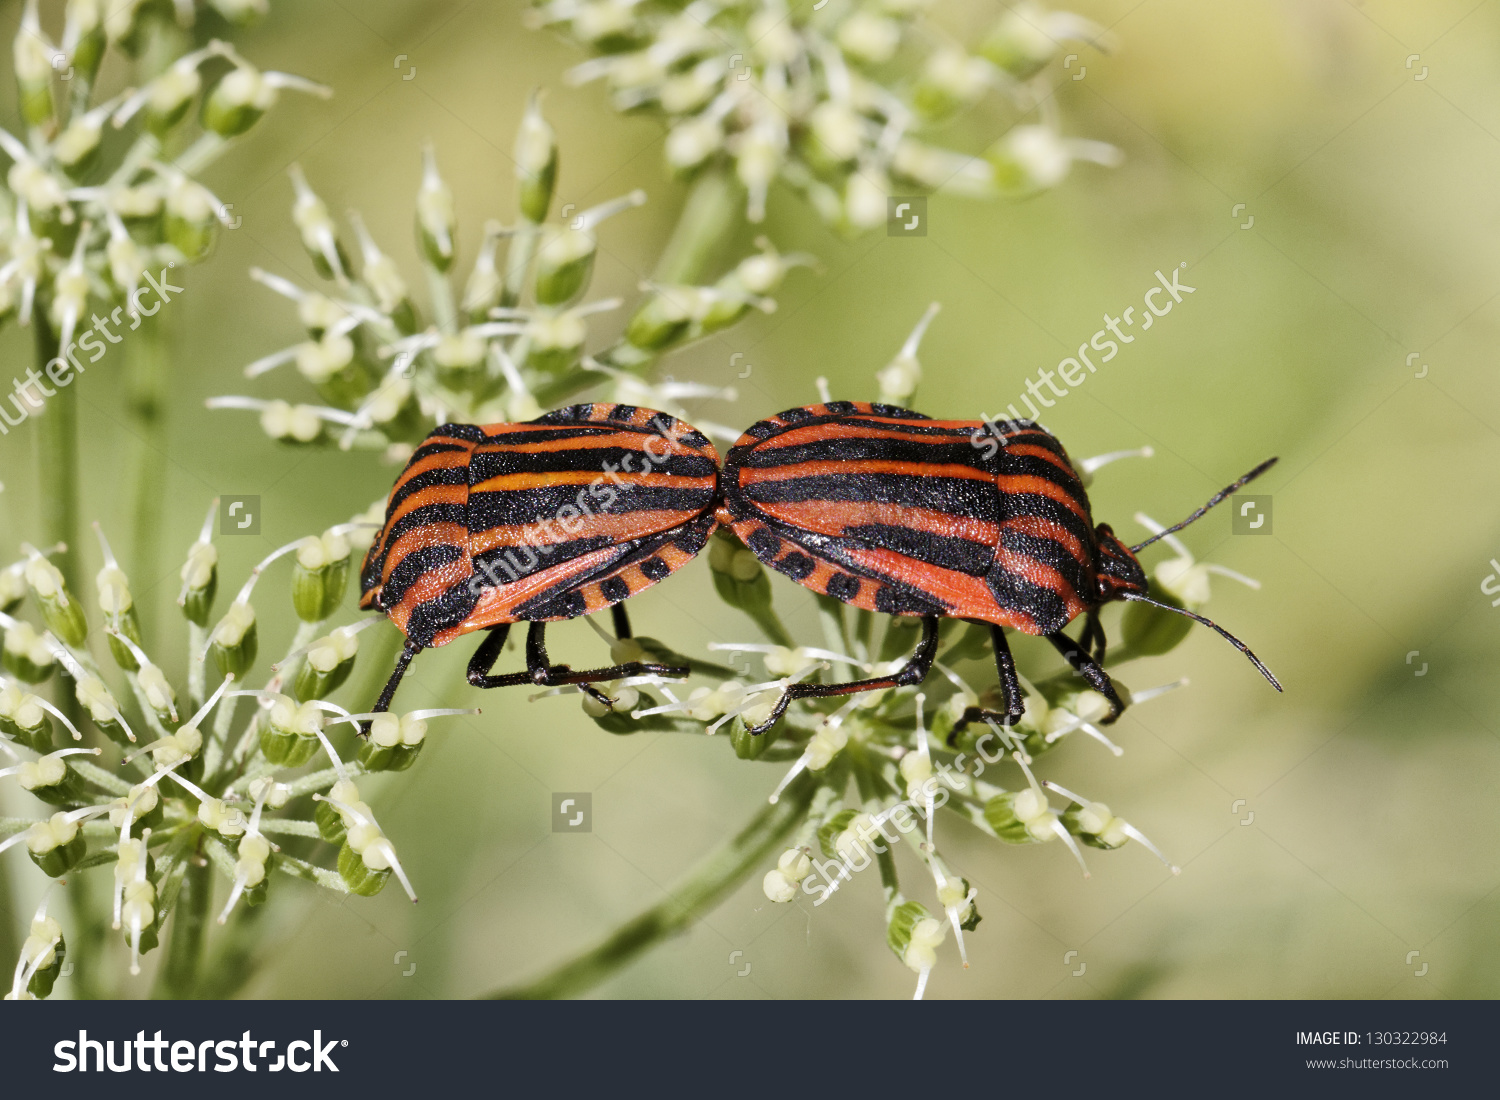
611,603 -> 633,640
742,616 -> 941,736
467,621 -> 688,709
364,638 -> 422,736
1045,631 -> 1126,722
952,625 -> 1028,742
1078,609 -> 1106,664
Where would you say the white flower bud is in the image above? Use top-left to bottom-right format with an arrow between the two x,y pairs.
837,12 -> 901,64
762,869 -> 798,903
18,754 -> 67,791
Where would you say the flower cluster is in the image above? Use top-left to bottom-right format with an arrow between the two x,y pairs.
208,94 -> 811,458
528,308 -> 1262,998
531,0 -> 1121,228
2,501 -> 473,998
0,0 -> 322,349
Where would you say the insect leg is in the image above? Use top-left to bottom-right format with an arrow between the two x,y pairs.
1079,609 -> 1106,664
952,625 -> 1027,741
1045,631 -> 1126,722
742,616 -> 941,736
466,623 -> 531,689
526,617 -> 689,706
611,603 -> 633,640
365,638 -> 422,736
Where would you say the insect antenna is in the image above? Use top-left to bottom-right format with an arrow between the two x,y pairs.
1129,457 -> 1278,554
1118,593 -> 1281,691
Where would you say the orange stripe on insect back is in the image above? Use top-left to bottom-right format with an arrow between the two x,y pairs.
468,509 -> 699,553
751,498 -> 1000,546
742,458 -> 994,484
1000,514 -> 1090,566
995,474 -> 1092,522
392,445 -> 474,490
388,554 -> 474,640
994,546 -> 1089,621
385,482 -> 468,529
757,422 -> 974,450
834,545 -> 1042,632
1002,442 -> 1079,477
450,544 -> 628,636
381,521 -> 469,585
470,470 -> 715,493
476,430 -> 662,455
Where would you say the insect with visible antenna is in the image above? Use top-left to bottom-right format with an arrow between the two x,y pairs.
360,403 -> 720,721
717,401 -> 1281,735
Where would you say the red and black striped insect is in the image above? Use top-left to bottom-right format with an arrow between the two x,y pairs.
360,403 -> 720,716
718,401 -> 1281,735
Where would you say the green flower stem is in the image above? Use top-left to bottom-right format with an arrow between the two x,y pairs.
653,168 -> 744,285
0,847 -> 16,988
35,317 -> 80,599
154,846 -> 212,998
501,221 -> 540,309
487,769 -> 820,999
126,319 -> 168,639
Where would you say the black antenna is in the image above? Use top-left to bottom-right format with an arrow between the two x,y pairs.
1129,457 -> 1279,554
1119,593 -> 1282,691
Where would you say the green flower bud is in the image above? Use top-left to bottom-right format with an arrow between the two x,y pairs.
18,913 -> 65,999
534,190 -> 646,305
209,599 -> 258,679
432,329 -> 487,376
534,225 -> 597,306
0,683 -> 54,752
292,530 -> 351,623
3,620 -> 56,684
14,4 -> 56,128
817,808 -> 860,860
208,0 -> 270,26
516,92 -> 558,224
259,694 -> 324,768
75,674 -> 133,746
164,180 -> 218,261
980,4 -> 1112,81
524,308 -> 591,374
983,786 -> 1055,844
0,566 -> 26,613
25,555 -> 87,647
179,541 -> 218,627
417,146 -> 457,272
109,781 -> 164,834
338,840 -> 390,896
837,10 -> 900,64
624,286 -> 700,351
65,0 -> 107,85
912,48 -> 993,121
17,751 -> 88,807
1061,799 -> 1127,850
203,65 -> 276,137
356,712 -> 427,772
143,57 -> 203,135
290,165 -> 351,280
294,625 -> 360,700
708,530 -> 776,620
54,112 -> 105,177
886,899 -> 940,965
25,812 -> 86,877
987,125 -> 1120,199
729,706 -> 786,759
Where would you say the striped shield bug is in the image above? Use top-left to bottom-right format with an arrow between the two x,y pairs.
360,403 -> 721,718
718,401 -> 1281,735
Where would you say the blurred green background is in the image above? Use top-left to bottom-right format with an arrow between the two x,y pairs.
3,0 -> 1499,998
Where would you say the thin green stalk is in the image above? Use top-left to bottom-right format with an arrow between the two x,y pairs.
153,850 -> 211,998
127,319 -> 167,640
0,850 -> 18,989
487,770 -> 821,999
653,168 -> 745,285
35,317 -> 79,597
